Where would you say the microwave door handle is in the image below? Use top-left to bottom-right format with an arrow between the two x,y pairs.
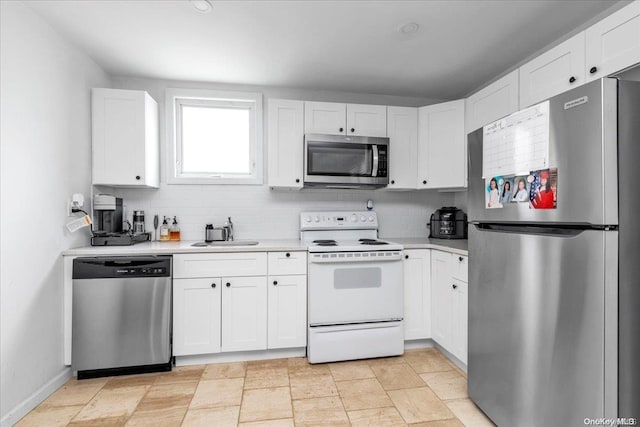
372,145 -> 379,177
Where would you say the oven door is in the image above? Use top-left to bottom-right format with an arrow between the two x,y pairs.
308,251 -> 403,325
304,134 -> 389,187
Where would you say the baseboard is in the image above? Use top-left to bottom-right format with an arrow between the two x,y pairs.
1,367 -> 72,427
175,348 -> 306,367
404,338 -> 435,350
433,342 -> 467,374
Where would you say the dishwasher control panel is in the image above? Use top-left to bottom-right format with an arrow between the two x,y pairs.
114,267 -> 168,276
73,256 -> 172,279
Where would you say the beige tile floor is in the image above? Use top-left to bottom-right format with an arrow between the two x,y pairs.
16,348 -> 495,427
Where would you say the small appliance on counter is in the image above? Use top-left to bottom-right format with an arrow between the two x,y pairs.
91,195 -> 151,246
429,206 -> 468,239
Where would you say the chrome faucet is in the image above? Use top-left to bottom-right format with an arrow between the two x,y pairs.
224,217 -> 234,241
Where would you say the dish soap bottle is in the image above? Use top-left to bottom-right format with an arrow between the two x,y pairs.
159,216 -> 170,241
170,216 -> 181,241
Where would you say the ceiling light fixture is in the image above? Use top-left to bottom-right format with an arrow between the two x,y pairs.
190,0 -> 212,13
398,22 -> 420,35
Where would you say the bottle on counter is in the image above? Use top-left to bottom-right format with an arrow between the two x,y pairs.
159,216 -> 170,241
170,216 -> 181,241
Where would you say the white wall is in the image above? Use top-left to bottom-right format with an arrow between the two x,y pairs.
0,2 -> 111,424
109,76 -> 455,240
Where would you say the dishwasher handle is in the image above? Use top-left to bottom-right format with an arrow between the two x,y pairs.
73,256 -> 172,279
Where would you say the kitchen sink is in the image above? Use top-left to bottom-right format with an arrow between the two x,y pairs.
191,241 -> 259,247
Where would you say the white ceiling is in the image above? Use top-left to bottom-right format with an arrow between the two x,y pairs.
25,0 -> 622,99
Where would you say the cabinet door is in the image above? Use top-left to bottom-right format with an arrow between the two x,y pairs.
92,88 -> 159,188
267,99 -> 304,188
173,278 -> 221,356
221,276 -> 268,352
431,250 -> 453,350
418,99 -> 465,189
403,250 -> 431,340
465,69 -> 519,134
346,104 -> 387,137
451,279 -> 468,365
304,101 -> 346,135
586,1 -> 640,83
386,106 -> 418,189
267,275 -> 307,349
519,32 -> 586,109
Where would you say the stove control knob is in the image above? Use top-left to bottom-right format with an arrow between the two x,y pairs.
368,215 -> 374,222
305,216 -> 312,223
351,214 -> 358,222
314,216 -> 320,223
360,215 -> 366,222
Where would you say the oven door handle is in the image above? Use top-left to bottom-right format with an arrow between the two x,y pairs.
372,145 -> 379,177
309,252 -> 403,263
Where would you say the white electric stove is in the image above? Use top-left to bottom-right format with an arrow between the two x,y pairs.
301,211 -> 404,364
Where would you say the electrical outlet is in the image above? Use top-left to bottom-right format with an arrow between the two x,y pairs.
67,199 -> 73,216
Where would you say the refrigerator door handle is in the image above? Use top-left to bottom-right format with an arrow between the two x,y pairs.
473,222 -> 590,237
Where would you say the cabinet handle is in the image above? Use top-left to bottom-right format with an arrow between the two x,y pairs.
211,283 -> 216,288
295,178 -> 300,183
459,256 -> 464,262
423,180 -> 427,185
350,128 -> 355,133
590,66 -> 598,75
569,76 -> 576,83
339,127 -> 344,132
226,282 -> 231,287
286,252 -> 291,257
391,180 -> 395,184
135,175 -> 141,180
273,280 -> 278,285
452,284 -> 458,289
405,255 -> 409,259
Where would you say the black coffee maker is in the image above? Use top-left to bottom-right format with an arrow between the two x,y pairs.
91,195 -> 149,246
429,207 -> 468,239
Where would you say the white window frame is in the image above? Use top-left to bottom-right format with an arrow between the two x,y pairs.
166,88 -> 263,185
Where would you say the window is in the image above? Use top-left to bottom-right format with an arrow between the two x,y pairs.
166,88 -> 263,184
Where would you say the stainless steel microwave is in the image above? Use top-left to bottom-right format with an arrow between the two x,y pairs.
304,134 -> 389,188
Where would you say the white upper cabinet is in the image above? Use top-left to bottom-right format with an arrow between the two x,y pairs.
304,101 -> 347,135
304,101 -> 387,136
585,1 -> 640,83
92,88 -> 159,188
267,99 -> 304,189
418,99 -> 466,189
345,104 -> 387,137
386,106 -> 418,189
519,32 -> 586,109
465,70 -> 519,134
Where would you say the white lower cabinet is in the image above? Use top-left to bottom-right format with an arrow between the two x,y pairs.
221,276 -> 268,352
403,250 -> 431,340
430,250 -> 469,364
267,275 -> 307,349
173,252 -> 306,358
451,278 -> 468,365
173,278 -> 221,356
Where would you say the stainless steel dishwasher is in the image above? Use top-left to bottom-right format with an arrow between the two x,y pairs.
72,256 -> 172,379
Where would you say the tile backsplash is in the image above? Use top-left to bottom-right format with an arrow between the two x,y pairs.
107,185 -> 455,241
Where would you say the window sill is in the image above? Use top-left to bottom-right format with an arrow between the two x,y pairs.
166,176 -> 264,185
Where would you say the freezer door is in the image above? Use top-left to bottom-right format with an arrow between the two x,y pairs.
468,225 -> 616,426
467,78 -> 618,225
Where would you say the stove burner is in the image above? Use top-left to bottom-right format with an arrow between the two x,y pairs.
313,239 -> 337,244
361,241 -> 389,245
316,242 -> 338,246
358,239 -> 377,242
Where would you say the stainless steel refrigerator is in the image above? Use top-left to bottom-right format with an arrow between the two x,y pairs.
467,78 -> 640,426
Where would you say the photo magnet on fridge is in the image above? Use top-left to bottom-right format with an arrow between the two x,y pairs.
529,168 -> 557,209
486,176 -> 503,209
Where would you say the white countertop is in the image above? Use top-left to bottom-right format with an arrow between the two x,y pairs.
62,239 -> 307,256
382,237 -> 468,256
62,238 -> 468,256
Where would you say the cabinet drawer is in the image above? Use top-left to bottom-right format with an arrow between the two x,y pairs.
268,251 -> 307,275
451,254 -> 468,282
174,253 -> 267,278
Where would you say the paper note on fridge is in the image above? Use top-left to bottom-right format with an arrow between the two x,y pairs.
482,101 -> 550,179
